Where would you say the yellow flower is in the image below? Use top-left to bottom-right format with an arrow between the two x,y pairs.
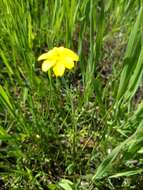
38,47 -> 79,77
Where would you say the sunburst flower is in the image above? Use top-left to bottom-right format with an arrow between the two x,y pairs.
38,47 -> 79,77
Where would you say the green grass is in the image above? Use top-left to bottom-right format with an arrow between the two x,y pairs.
0,0 -> 143,189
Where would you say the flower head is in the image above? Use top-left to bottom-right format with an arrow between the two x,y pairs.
38,47 -> 79,77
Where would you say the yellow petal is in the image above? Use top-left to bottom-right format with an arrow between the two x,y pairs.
53,62 -> 65,77
61,47 -> 79,61
38,48 -> 57,61
63,57 -> 74,69
42,60 -> 55,72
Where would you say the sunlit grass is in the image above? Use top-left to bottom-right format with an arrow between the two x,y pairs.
0,0 -> 143,189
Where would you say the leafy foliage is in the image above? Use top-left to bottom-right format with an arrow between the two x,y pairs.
0,0 -> 143,189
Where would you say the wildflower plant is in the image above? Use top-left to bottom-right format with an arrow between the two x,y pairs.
1,0 -> 143,189
38,47 -> 79,77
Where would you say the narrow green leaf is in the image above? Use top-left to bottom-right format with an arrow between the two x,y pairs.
117,6 -> 143,101
0,85 -> 13,110
0,50 -> 14,75
110,169 -> 143,178
58,179 -> 73,190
